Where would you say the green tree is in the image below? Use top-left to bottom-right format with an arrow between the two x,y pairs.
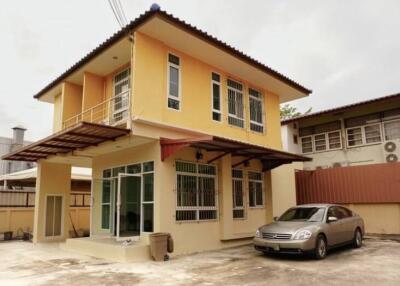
280,104 -> 312,120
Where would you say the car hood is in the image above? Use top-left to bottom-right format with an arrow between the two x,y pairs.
259,221 -> 316,234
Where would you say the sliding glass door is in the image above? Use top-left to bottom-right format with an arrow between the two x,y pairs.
117,174 -> 141,240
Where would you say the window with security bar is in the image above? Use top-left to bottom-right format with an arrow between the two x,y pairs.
227,79 -> 244,128
175,161 -> 218,222
112,68 -> 130,124
232,169 -> 245,219
249,88 -> 264,133
248,171 -> 264,207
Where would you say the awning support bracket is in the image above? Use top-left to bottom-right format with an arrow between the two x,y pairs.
207,151 -> 230,164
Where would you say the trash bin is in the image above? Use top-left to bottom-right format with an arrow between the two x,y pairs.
150,233 -> 171,261
4,231 -> 13,241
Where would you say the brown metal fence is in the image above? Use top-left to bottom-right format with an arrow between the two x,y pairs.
296,162 -> 400,204
0,191 -> 91,208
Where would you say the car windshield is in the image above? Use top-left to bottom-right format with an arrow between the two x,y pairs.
279,207 -> 325,222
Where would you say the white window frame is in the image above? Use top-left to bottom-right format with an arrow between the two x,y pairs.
227,79 -> 245,128
248,88 -> 264,133
300,130 -> 343,154
44,194 -> 64,239
247,171 -> 264,208
112,68 -> 131,124
167,53 -> 181,111
346,123 -> 382,148
175,161 -> 218,222
211,72 -> 222,122
101,161 -> 155,235
232,169 -> 245,219
383,119 -> 400,141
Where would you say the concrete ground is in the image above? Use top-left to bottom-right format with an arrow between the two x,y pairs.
1,238 -> 399,286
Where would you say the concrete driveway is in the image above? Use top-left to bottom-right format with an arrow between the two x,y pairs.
1,238 -> 399,286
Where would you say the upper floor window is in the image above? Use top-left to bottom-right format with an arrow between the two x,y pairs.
249,88 -> 264,133
383,119 -> 400,140
168,53 -> 181,110
346,123 -> 381,147
112,68 -> 130,123
301,131 -> 342,154
211,73 -> 221,121
227,79 -> 244,128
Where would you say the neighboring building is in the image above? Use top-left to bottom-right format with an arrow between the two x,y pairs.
281,93 -> 400,170
281,93 -> 400,235
0,167 -> 91,239
3,6 -> 310,261
0,126 -> 34,176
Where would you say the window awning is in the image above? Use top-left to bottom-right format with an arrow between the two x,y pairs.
160,136 -> 311,171
2,122 -> 130,162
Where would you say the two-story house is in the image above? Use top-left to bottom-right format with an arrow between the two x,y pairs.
3,6 -> 311,261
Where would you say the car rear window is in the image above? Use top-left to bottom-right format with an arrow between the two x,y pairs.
279,207 -> 325,222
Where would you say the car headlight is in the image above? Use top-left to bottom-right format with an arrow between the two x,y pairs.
255,229 -> 261,238
293,230 -> 312,240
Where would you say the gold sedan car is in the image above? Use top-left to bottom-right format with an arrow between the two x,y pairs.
254,204 -> 365,259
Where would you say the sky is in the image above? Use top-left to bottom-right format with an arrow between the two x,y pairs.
0,0 -> 399,141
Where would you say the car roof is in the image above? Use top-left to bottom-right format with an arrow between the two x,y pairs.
295,203 -> 339,208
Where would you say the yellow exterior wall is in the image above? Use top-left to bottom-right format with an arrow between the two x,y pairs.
271,162 -> 302,217
90,139 -> 273,256
53,93 -> 62,132
133,32 -> 282,149
82,72 -> 105,111
33,161 -> 71,243
344,203 -> 400,235
0,207 -> 90,238
62,82 -> 83,121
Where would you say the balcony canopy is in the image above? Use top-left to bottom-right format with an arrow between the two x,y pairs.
2,122 -> 130,162
160,136 -> 311,171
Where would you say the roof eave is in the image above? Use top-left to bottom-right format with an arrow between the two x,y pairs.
33,8 -> 311,101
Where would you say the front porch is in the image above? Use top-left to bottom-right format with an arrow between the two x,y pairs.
2,125 -> 310,261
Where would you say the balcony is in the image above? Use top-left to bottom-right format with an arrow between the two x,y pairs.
62,92 -> 130,130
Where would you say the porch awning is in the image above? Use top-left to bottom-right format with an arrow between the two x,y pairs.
160,136 -> 311,171
2,122 -> 130,162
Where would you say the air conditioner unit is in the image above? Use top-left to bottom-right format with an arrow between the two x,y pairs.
382,139 -> 400,163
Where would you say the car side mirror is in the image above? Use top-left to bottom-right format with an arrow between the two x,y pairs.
273,216 -> 279,221
327,216 -> 338,223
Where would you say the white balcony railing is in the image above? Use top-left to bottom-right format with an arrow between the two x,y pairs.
62,92 -> 130,130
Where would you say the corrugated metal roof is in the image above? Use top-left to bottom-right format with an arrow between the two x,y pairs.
34,7 -> 311,100
282,92 -> 400,124
296,162 -> 400,204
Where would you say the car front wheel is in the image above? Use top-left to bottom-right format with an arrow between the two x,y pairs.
314,235 -> 327,260
353,229 -> 362,248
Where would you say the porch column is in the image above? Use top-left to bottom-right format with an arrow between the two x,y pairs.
33,161 -> 71,243
219,153 -> 234,240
